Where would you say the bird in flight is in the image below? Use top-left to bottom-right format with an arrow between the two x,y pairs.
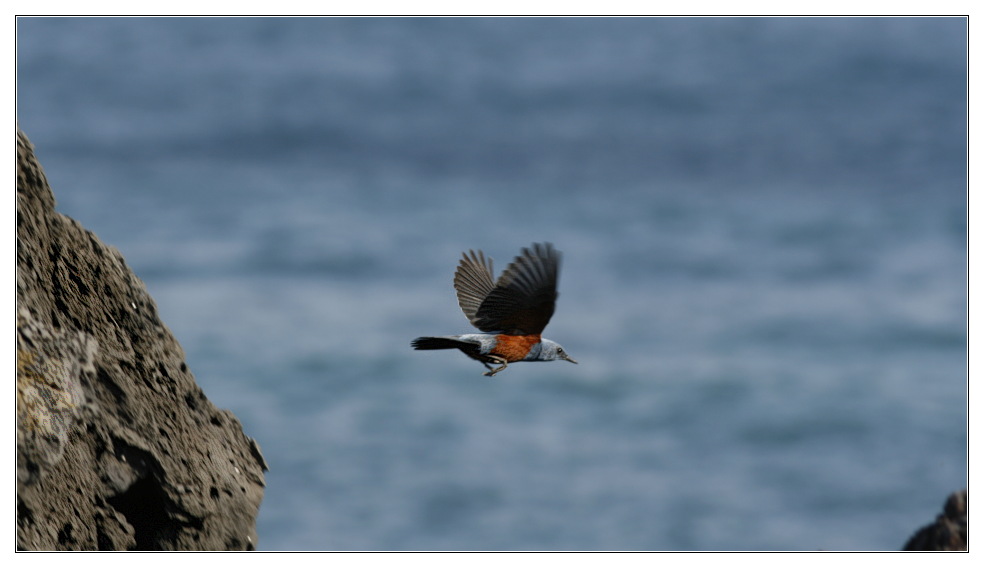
412,242 -> 577,376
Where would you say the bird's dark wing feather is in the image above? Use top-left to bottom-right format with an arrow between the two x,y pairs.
453,250 -> 496,328
473,243 -> 560,335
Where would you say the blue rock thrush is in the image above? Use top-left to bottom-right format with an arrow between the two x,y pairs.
412,242 -> 577,376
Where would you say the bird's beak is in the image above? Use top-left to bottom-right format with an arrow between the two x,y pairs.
563,354 -> 578,364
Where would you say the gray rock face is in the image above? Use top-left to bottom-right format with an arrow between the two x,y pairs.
903,490 -> 967,551
16,130 -> 267,550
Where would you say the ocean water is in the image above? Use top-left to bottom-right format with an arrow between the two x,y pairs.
16,17 -> 966,551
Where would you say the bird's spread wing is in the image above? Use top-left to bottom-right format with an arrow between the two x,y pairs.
454,249 -> 496,328
472,243 -> 560,335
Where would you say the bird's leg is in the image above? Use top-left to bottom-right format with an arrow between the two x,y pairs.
483,356 -> 508,377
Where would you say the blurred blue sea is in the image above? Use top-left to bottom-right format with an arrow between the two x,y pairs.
16,17 -> 966,550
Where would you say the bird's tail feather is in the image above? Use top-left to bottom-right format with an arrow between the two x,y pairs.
411,337 -> 466,350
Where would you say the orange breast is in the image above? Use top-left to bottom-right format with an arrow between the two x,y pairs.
491,334 -> 541,362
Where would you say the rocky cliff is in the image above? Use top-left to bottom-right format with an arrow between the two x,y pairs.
903,490 -> 967,551
16,130 -> 267,550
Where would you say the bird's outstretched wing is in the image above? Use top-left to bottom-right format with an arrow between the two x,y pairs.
468,243 -> 560,335
454,249 -> 496,328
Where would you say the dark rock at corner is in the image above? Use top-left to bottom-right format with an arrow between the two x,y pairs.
902,490 -> 967,551
16,130 -> 267,550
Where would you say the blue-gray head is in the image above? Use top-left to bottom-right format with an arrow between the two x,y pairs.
527,338 -> 577,364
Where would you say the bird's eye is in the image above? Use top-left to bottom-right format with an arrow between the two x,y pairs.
557,348 -> 565,355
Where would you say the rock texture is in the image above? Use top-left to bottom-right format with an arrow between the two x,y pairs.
16,130 -> 267,550
903,490 -> 967,551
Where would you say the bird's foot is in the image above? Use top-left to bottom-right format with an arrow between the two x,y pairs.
482,358 -> 508,377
